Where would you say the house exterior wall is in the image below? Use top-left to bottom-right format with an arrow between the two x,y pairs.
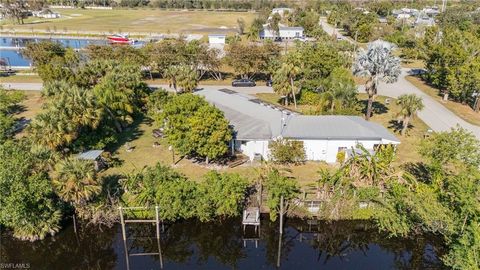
260,28 -> 304,40
208,36 -> 226,44
236,138 -> 392,163
235,140 -> 270,161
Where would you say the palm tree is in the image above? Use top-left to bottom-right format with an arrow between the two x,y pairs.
396,94 -> 424,136
53,157 -> 102,232
273,62 -> 300,108
164,66 -> 178,92
353,40 -> 401,120
176,65 -> 198,93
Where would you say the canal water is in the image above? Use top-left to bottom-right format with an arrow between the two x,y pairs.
1,217 -> 446,269
0,36 -> 128,67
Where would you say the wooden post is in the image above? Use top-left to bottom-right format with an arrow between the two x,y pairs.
279,195 -> 284,234
155,205 -> 160,239
119,207 -> 126,241
157,237 -> 163,269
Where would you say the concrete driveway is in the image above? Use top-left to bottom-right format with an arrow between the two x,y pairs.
358,68 -> 480,139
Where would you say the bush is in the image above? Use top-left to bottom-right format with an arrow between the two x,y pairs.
269,138 -> 306,164
299,90 -> 320,105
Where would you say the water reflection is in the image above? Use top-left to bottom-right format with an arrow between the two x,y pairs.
1,217 -> 446,269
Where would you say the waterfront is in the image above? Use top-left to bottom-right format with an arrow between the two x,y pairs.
1,218 -> 446,269
0,36 -> 114,67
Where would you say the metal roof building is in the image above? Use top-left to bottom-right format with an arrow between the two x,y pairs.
196,89 -> 400,162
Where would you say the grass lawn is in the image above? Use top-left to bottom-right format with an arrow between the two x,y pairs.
401,59 -> 425,69
16,90 -> 43,119
255,92 -> 430,164
1,9 -> 256,35
405,75 -> 480,127
1,75 -> 43,83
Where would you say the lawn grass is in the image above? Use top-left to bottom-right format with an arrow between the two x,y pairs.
405,75 -> 480,127
16,90 -> 43,119
1,75 -> 43,83
401,59 -> 425,69
1,9 -> 256,35
255,92 -> 430,164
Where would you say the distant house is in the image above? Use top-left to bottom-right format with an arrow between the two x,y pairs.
271,8 -> 293,17
196,89 -> 400,163
415,16 -> 435,27
208,34 -> 226,45
33,9 -> 60,19
260,24 -> 304,40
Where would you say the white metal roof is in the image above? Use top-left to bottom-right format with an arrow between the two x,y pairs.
196,89 -> 400,143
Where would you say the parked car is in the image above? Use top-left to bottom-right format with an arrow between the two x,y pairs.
266,79 -> 273,87
232,79 -> 256,87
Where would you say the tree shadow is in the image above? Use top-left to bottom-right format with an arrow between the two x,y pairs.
106,114 -> 147,154
388,120 -> 415,134
402,162 -> 432,184
359,100 -> 389,116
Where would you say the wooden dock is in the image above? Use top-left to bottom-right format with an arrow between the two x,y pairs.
242,207 -> 260,232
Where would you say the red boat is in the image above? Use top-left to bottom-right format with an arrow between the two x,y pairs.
107,34 -> 130,44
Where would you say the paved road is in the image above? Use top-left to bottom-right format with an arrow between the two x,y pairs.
3,71 -> 480,139
359,68 -> 480,139
319,17 -> 354,44
1,82 -> 273,94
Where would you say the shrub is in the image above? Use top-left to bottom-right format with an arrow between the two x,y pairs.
299,90 -> 320,105
269,138 -> 306,164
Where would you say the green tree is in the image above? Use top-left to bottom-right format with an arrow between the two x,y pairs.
353,40 -> 401,120
196,171 -> 248,221
29,81 -> 103,150
53,157 -> 102,208
247,17 -> 265,40
265,168 -> 299,221
419,127 -> 480,170
225,41 -> 281,79
176,65 -> 198,93
160,94 -> 232,162
188,104 -> 232,163
273,62 -> 300,107
0,141 -> 61,241
318,67 -> 358,113
122,163 -> 198,221
396,94 -> 424,136
93,64 -> 149,132
0,87 -> 25,142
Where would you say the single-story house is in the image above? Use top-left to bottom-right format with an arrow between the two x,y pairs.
208,34 -> 226,45
260,24 -> 304,40
196,89 -> 400,163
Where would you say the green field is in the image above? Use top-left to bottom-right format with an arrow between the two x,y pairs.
1,9 -> 257,35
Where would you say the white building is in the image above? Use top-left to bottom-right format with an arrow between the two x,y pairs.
271,8 -> 293,17
33,9 -> 60,19
208,34 -> 226,44
260,24 -> 304,40
197,89 -> 400,163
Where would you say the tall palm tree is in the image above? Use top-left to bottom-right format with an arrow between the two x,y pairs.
164,65 -> 178,92
176,65 -> 198,93
273,62 -> 300,108
353,40 -> 401,120
53,157 -> 102,232
396,94 -> 424,136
